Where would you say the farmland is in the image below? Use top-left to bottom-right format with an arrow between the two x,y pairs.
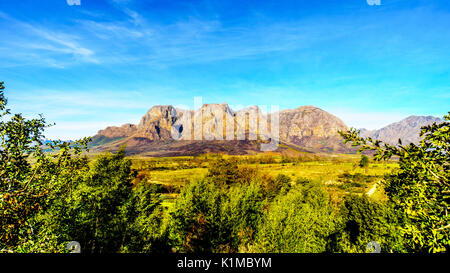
127,153 -> 397,208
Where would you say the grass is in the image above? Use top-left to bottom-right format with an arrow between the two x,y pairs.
126,153 -> 397,207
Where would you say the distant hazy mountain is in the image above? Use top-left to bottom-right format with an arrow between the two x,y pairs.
359,115 -> 443,145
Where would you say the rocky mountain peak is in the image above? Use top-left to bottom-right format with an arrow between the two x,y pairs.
98,123 -> 137,138
90,104 -> 444,155
199,103 -> 234,116
135,105 -> 178,140
138,105 -> 177,128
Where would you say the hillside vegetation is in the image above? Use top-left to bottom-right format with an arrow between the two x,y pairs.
1,81 -> 448,253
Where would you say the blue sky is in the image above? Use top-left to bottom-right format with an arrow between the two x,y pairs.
0,0 -> 449,140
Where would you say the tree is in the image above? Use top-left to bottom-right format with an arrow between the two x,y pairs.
224,181 -> 266,252
359,155 -> 370,174
206,157 -> 240,185
253,182 -> 337,253
121,183 -> 168,253
339,113 -> 450,252
168,179 -> 230,252
0,81 -> 90,252
1,81 -> 166,253
57,147 -> 136,253
328,195 -> 406,253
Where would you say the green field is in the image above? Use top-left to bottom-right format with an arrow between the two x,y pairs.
127,153 -> 397,208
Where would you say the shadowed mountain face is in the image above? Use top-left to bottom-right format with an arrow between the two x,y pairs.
135,105 -> 178,140
90,104 -> 442,156
90,103 -> 353,155
359,116 -> 443,145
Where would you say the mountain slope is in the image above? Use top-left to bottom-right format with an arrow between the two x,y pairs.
360,115 -> 443,145
278,106 -> 349,152
90,103 -> 352,155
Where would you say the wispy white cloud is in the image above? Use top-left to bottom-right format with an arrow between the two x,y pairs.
77,20 -> 145,39
9,90 -> 151,112
0,11 -> 97,67
0,4 -> 367,69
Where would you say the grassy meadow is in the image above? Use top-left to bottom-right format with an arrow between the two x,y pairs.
125,153 -> 397,208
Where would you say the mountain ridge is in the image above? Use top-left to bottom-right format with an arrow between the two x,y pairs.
90,104 -> 442,156
359,115 -> 443,145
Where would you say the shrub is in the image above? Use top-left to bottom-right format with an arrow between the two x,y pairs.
253,182 -> 337,253
168,179 -> 229,252
328,195 -> 407,253
340,113 -> 450,252
206,158 -> 240,185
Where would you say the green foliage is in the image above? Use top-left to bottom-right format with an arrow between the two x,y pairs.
253,182 -> 337,253
334,172 -> 378,192
359,155 -> 369,173
256,173 -> 292,200
168,179 -> 229,252
328,195 -> 406,253
121,183 -> 169,253
274,174 -> 292,193
206,157 -> 240,185
0,81 -> 90,252
56,148 -> 135,253
45,147 -> 168,253
1,82 -> 166,253
224,181 -> 266,252
359,155 -> 369,168
168,177 -> 268,253
295,176 -> 313,185
339,113 -> 450,252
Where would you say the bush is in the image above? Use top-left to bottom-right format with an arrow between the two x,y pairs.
253,182 -> 337,253
121,183 -> 168,253
328,195 -> 407,253
206,157 -> 240,185
50,148 -> 135,253
168,179 -> 229,252
168,177 -> 268,253
0,81 -> 90,252
340,113 -> 450,252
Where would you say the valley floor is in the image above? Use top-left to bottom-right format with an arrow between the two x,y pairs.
125,153 -> 396,208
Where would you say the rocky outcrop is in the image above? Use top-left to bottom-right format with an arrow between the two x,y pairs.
95,104 -> 449,155
164,103 -> 264,141
135,105 -> 178,140
360,115 -> 443,145
91,103 -> 352,154
193,103 -> 236,140
91,123 -> 137,147
97,123 -> 137,138
278,106 -> 349,152
279,106 -> 347,139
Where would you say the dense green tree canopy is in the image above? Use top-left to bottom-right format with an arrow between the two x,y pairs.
340,114 -> 450,252
0,81 -> 90,252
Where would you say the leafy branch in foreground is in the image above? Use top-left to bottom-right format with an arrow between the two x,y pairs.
339,113 -> 450,252
0,81 -> 91,252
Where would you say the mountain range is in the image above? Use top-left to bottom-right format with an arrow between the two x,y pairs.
89,104 -> 442,156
